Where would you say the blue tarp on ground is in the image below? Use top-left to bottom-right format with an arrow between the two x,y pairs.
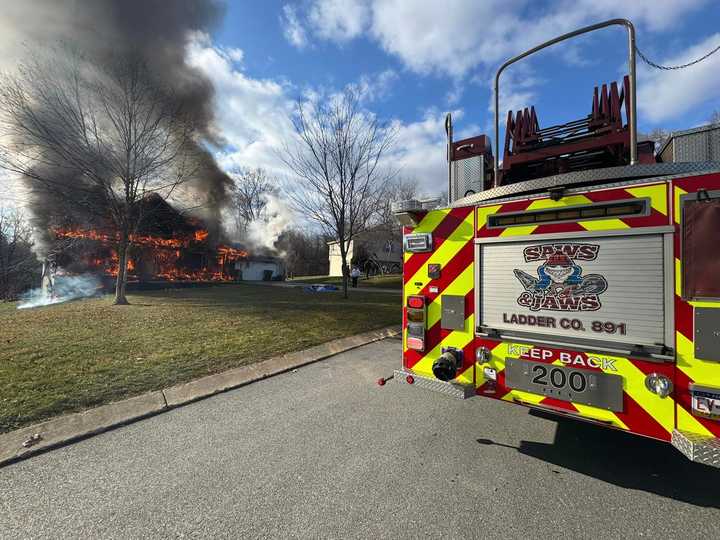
303,285 -> 339,292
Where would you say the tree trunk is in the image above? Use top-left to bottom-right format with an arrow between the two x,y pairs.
113,238 -> 130,305
340,248 -> 349,300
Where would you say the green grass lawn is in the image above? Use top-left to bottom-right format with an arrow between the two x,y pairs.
0,284 -> 400,433
290,273 -> 402,289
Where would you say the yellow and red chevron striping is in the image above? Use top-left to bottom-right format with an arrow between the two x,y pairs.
582,185 -> 670,228
403,207 -> 474,283
403,204 -> 475,377
403,176 -> 720,442
417,240 -> 473,299
671,174 -> 720,438
470,183 -> 681,441
476,200 -> 532,237
476,182 -> 669,237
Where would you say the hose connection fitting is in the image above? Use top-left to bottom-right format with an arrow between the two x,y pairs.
432,347 -> 463,382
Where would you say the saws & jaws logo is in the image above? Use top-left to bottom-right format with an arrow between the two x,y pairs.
513,243 -> 608,312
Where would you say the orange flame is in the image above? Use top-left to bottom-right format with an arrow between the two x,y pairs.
53,226 -> 248,281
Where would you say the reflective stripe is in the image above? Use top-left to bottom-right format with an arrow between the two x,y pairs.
627,184 -> 668,215
405,212 -> 474,292
673,186 -> 687,225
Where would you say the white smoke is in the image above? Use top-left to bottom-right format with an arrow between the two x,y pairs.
246,193 -> 294,251
18,272 -> 102,309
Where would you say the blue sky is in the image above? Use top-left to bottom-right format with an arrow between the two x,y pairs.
193,1 -> 720,194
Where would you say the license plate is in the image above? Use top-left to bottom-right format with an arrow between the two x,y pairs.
691,386 -> 720,419
505,358 -> 624,412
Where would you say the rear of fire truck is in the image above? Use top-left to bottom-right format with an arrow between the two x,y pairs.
392,19 -> 720,467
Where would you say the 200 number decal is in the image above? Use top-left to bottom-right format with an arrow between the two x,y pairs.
531,365 -> 587,392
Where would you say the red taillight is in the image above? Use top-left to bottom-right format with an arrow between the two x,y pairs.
406,296 -> 426,352
407,336 -> 425,351
406,375 -> 415,384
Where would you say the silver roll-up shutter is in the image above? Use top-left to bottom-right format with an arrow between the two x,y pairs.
479,234 -> 666,347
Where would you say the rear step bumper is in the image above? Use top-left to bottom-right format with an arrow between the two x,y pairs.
672,430 -> 720,468
394,369 -> 475,399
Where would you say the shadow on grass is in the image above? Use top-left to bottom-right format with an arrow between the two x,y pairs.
477,409 -> 720,508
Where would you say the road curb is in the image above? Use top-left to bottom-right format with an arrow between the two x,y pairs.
0,325 -> 400,468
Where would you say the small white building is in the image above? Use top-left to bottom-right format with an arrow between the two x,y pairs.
234,256 -> 284,281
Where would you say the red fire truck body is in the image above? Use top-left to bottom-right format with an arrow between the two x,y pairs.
392,20 -> 720,467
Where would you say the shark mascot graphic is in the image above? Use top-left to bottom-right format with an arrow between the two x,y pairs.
513,244 -> 608,312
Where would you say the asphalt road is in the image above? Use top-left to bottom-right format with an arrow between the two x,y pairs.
1,336 -> 719,539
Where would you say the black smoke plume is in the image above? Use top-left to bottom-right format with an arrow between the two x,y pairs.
2,0 -> 232,249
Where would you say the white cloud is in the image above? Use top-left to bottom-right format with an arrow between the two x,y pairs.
308,0 -> 370,42
187,35 -> 434,194
368,0 -> 710,77
582,0 -> 709,32
189,33 -> 455,201
353,69 -> 398,102
370,1 -> 520,77
488,66 -> 543,116
280,4 -> 308,49
386,109 -> 466,196
638,33 -> 720,123
445,80 -> 464,106
284,0 -> 711,133
225,48 -> 244,63
288,0 -> 711,108
186,34 -> 295,179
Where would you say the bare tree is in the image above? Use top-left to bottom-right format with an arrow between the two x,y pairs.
709,110 -> 720,126
281,89 -> 395,298
645,127 -> 670,152
276,228 -> 330,278
229,167 -> 274,235
0,207 -> 37,300
377,177 -> 419,232
0,48 -> 198,304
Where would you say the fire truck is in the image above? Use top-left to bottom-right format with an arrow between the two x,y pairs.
391,19 -> 720,467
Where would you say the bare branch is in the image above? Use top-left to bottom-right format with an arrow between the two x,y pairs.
280,87 -> 396,298
0,47 -> 200,304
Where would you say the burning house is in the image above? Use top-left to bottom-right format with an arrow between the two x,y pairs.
44,195 -> 253,290
5,0 -> 286,307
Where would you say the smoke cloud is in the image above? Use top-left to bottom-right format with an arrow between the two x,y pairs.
17,273 -> 102,309
0,0 -> 233,251
246,194 -> 294,252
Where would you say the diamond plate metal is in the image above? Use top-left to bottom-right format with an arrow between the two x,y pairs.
394,369 -> 475,399
451,155 -> 485,201
671,429 -> 720,468
674,126 -> 720,163
449,162 -> 720,207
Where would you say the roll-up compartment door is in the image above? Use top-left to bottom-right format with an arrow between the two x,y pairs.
479,234 -> 666,348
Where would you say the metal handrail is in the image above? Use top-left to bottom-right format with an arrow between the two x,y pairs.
493,18 -> 638,187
